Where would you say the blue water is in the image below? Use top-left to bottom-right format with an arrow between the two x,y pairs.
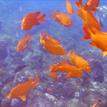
0,0 -> 107,107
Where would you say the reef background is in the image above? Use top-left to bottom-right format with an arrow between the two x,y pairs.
0,0 -> 107,107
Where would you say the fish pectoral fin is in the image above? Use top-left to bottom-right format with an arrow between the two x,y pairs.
89,41 -> 97,48
19,95 -> 27,102
103,51 -> 107,57
65,73 -> 71,78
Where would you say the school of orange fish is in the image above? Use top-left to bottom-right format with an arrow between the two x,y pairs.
7,0 -> 104,106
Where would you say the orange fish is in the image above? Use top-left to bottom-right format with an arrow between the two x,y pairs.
21,12 -> 45,31
87,28 -> 107,56
40,32 -> 65,55
66,0 -> 73,15
52,11 -> 72,27
16,34 -> 32,52
82,24 -> 97,40
77,6 -> 101,30
76,3 -> 101,40
66,51 -> 91,73
7,75 -> 39,101
84,0 -> 99,12
76,0 -> 99,13
49,60 -> 83,80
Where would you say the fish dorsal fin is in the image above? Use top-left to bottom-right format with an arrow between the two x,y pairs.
19,95 -> 27,102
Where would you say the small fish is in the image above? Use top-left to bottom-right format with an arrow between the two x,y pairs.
66,51 -> 91,73
7,75 -> 39,101
16,34 -> 32,52
76,4 -> 101,40
77,6 -> 101,31
40,32 -> 65,55
84,0 -> 99,13
49,60 -> 83,80
66,0 -> 73,15
87,29 -> 107,56
52,11 -> 72,27
21,12 -> 46,31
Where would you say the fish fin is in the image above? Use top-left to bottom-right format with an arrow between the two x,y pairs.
89,41 -> 97,48
103,51 -> 107,57
65,73 -> 72,78
7,93 -> 11,99
65,50 -> 73,64
83,34 -> 91,40
37,14 -> 46,23
35,12 -> 41,15
66,69 -> 83,78
19,95 -> 27,102
58,60 -> 67,65
83,26 -> 91,40
50,72 -> 58,80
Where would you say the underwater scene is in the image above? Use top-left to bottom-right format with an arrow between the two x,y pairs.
0,0 -> 107,107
